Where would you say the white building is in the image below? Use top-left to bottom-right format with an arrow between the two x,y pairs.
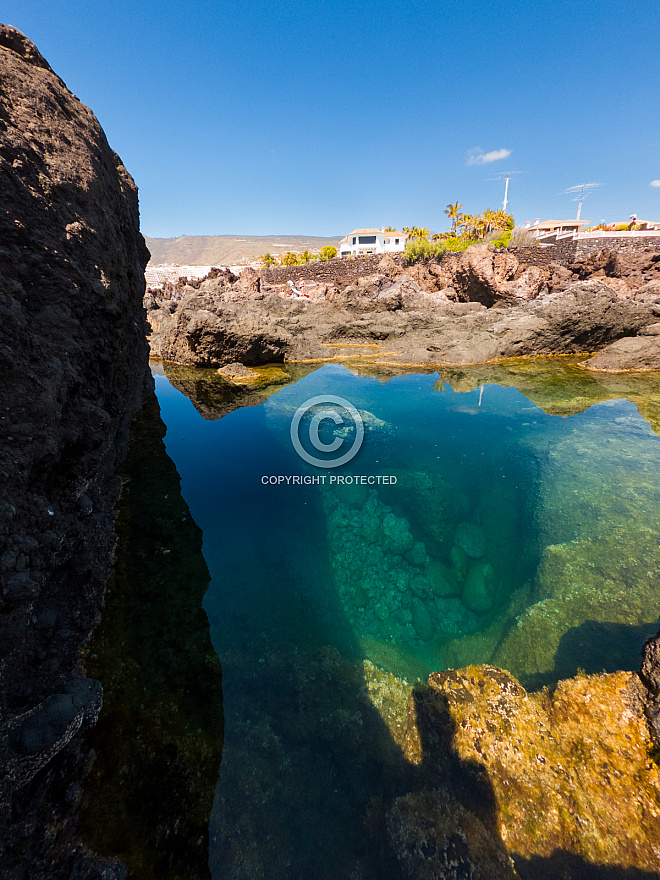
338,228 -> 408,257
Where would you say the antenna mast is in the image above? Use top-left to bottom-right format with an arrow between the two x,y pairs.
486,171 -> 522,213
565,182 -> 602,221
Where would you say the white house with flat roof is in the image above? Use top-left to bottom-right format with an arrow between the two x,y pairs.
338,228 -> 408,257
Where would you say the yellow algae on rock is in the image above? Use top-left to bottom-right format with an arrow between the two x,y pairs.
398,664 -> 660,874
362,660 -> 412,748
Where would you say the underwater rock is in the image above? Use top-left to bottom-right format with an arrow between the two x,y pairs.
410,576 -> 433,600
401,665 -> 660,874
494,530 -> 660,684
391,471 -> 464,558
426,559 -> 462,598
450,544 -> 469,581
405,541 -> 429,567
382,512 -> 415,555
461,561 -> 495,614
454,522 -> 487,559
386,790 -> 517,880
412,600 -> 436,641
334,480 -> 370,510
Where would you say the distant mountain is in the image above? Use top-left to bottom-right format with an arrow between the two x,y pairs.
144,234 -> 343,266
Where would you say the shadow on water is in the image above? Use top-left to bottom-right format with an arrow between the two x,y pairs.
522,619 -> 660,692
80,362 -> 660,880
80,396 -> 224,880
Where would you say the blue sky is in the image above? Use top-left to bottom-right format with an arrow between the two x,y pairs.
3,0 -> 659,236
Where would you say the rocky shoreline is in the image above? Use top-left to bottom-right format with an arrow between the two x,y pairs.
146,246 -> 660,373
4,20 -> 660,880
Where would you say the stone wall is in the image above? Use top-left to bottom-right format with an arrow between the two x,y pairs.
574,236 -> 660,259
505,247 -> 558,267
261,253 -> 405,287
510,236 -> 660,266
260,237 -> 660,290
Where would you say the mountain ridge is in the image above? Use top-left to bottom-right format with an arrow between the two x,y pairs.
144,233 -> 343,266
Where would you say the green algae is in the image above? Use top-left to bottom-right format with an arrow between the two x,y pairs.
437,354 -> 660,434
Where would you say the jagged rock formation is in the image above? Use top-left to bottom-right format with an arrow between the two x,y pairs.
0,23 -> 151,872
146,265 -> 660,369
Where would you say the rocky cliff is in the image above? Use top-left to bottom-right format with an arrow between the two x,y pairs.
0,24 -> 152,872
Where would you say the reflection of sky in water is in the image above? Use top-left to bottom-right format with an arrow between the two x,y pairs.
154,364 -> 660,879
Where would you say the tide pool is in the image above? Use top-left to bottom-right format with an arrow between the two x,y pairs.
148,361 -> 660,878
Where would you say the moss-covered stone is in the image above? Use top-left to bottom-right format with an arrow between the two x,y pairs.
401,665 -> 660,874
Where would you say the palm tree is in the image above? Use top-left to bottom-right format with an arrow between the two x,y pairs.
383,226 -> 395,232
494,209 -> 515,230
458,214 -> 473,237
260,253 -> 276,266
300,250 -> 313,264
405,227 -> 430,241
444,202 -> 463,234
482,209 -> 498,235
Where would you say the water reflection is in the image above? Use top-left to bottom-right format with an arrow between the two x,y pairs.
151,358 -> 660,877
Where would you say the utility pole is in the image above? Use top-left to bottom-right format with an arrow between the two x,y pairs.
503,175 -> 510,212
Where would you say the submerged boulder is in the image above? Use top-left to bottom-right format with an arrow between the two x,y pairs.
426,559 -> 462,598
411,600 -> 435,641
461,560 -> 495,614
382,512 -> 415,555
454,522 -> 487,559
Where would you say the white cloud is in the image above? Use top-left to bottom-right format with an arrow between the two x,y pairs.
651,180 -> 660,188
467,147 -> 512,166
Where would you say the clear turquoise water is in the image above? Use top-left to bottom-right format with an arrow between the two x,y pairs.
152,363 -> 660,879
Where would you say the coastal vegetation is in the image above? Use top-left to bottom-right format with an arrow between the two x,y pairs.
260,245 -> 337,267
402,205 -> 515,264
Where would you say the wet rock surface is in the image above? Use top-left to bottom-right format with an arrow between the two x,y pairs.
393,664 -> 660,879
0,23 -> 151,874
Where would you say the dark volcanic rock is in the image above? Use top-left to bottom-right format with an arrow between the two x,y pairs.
640,630 -> 660,743
147,274 -> 658,368
0,22 -> 151,870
